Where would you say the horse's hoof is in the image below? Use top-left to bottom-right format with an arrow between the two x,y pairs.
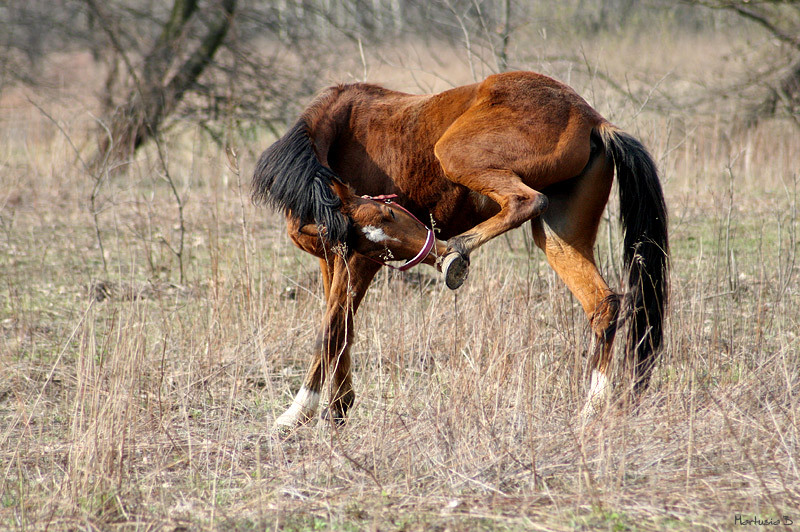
271,423 -> 291,436
272,412 -> 312,436
442,253 -> 469,290
321,407 -> 347,426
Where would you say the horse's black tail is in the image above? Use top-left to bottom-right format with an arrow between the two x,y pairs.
597,123 -> 669,392
252,119 -> 350,244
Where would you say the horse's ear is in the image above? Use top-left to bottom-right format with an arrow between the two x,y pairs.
331,178 -> 354,204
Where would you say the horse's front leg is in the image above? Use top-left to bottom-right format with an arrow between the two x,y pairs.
273,254 -> 380,432
272,229 -> 331,432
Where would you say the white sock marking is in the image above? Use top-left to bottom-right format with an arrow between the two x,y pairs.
589,369 -> 609,400
274,386 -> 320,428
581,369 -> 610,421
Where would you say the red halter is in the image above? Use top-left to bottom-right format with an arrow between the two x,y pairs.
360,194 -> 436,271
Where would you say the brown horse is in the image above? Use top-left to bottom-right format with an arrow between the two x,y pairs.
253,71 -> 668,430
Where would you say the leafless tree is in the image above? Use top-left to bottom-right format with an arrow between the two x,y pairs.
7,0 -> 732,159
688,0 -> 800,126
84,0 -> 236,167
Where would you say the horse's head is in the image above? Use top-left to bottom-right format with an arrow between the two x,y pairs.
334,181 -> 447,270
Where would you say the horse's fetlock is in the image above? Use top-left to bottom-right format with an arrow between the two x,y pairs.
445,237 -> 470,260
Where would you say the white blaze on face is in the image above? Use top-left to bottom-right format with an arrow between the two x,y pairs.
361,225 -> 400,244
274,386 -> 320,428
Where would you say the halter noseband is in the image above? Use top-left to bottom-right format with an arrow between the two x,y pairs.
360,194 -> 436,271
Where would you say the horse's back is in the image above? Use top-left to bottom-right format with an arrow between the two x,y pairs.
320,72 -> 607,231
434,72 -> 604,189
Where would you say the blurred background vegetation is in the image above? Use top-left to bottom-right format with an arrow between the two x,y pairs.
2,0 -> 798,166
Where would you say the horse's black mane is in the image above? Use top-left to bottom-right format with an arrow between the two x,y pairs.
252,120 -> 350,244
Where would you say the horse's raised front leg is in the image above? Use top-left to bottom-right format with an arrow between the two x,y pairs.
273,253 -> 380,432
434,135 -> 553,289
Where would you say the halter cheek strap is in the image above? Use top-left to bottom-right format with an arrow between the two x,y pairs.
360,194 -> 436,271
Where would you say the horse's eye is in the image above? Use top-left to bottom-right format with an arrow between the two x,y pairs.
389,209 -> 396,220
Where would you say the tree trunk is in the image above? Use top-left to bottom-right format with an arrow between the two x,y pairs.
713,2 -> 800,127
749,57 -> 800,127
89,0 -> 236,168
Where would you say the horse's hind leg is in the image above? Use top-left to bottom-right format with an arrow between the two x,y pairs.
433,110 -> 590,289
530,152 -> 620,418
433,164 -> 549,289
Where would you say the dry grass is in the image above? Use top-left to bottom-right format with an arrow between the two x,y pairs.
1,31 -> 799,531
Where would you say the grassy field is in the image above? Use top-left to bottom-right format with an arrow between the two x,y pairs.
1,29 -> 799,531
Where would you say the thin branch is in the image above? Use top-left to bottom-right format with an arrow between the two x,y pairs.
27,97 -> 110,275
729,4 -> 800,51
151,132 -> 187,284
444,0 -> 477,82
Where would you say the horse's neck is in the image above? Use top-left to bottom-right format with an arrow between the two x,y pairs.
304,82 -> 481,186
